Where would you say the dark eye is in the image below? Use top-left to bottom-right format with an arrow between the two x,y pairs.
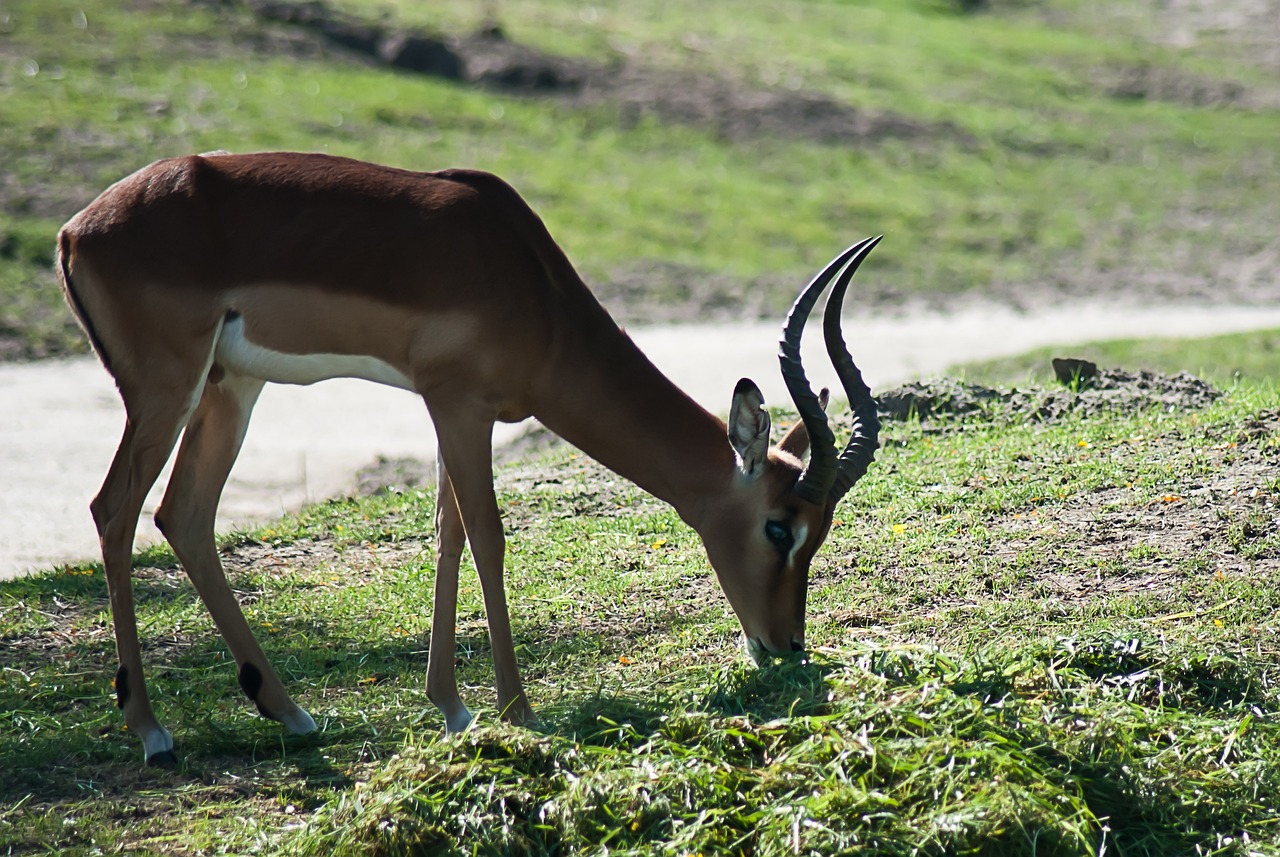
764,520 -> 794,553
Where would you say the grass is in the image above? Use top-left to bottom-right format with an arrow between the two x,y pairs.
4,0 -> 1280,851
4,335 -> 1280,852
2,0 -> 1278,356
290,641 -> 1275,856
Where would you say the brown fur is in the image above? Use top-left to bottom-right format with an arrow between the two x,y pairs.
59,152 -> 856,763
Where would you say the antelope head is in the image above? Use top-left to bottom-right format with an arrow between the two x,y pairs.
698,237 -> 882,663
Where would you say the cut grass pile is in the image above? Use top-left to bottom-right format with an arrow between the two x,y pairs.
293,639 -> 1278,856
2,0 -> 1278,358
4,349 -> 1280,853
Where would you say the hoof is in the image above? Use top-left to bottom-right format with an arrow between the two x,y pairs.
139,725 -> 175,766
500,702 -> 539,729
145,748 -> 179,768
282,707 -> 319,735
443,706 -> 474,734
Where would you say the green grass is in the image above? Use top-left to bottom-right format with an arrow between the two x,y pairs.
5,1 -> 1280,850
2,0 -> 1278,356
953,326 -> 1280,388
5,342 -> 1280,852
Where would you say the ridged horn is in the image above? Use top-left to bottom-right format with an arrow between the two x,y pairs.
779,237 -> 880,504
823,235 -> 882,503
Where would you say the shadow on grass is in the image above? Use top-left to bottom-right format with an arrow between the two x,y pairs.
698,656 -> 834,720
1,607 -> 687,802
544,691 -> 670,746
1046,636 -> 1271,711
1,596 -> 833,788
0,616 -> 414,804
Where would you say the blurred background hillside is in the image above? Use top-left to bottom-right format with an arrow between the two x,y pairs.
1,0 -> 1277,360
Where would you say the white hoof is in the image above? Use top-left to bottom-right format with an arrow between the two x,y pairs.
142,726 -> 176,766
281,707 -> 318,735
444,706 -> 474,734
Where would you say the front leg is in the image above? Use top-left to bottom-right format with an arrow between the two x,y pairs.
426,454 -> 474,733
430,411 -> 537,727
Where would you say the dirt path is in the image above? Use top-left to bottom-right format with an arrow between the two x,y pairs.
4,300 -> 1280,579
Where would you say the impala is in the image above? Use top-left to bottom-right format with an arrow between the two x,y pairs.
57,152 -> 882,765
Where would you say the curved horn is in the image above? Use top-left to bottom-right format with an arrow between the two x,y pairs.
823,235 -> 882,503
779,238 -> 877,504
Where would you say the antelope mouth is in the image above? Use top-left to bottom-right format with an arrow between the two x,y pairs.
746,635 -> 807,666
746,636 -> 770,666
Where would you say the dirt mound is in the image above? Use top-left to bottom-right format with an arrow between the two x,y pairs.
876,361 -> 1221,423
1097,62 -> 1251,108
354,423 -> 581,496
217,0 -> 968,148
354,456 -> 435,495
569,65 -> 968,147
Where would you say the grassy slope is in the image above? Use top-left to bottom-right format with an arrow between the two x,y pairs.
1,0 -> 1277,357
4,332 -> 1280,853
4,1 -> 1280,852
954,326 -> 1280,388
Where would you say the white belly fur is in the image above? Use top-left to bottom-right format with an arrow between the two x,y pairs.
214,313 -> 415,390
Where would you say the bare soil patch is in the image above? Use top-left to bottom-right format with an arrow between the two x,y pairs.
997,431 -> 1280,600
1138,0 -> 1280,73
1096,62 -> 1253,108
817,374 -> 1280,636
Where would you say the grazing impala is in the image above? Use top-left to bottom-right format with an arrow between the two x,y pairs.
57,152 -> 882,765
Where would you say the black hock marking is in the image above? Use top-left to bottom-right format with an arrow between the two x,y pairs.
238,661 -> 263,701
208,361 -> 226,385
113,665 -> 130,709
237,662 -> 279,721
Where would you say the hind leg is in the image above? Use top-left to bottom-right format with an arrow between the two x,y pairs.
154,372 -> 317,741
92,371 -> 210,765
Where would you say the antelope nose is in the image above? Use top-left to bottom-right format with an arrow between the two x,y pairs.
790,639 -> 805,653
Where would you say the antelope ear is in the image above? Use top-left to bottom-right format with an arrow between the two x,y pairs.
728,378 -> 771,478
778,387 -> 829,458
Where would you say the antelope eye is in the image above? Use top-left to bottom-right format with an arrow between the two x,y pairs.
764,520 -> 794,552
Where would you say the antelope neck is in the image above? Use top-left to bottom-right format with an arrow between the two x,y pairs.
531,315 -> 736,527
